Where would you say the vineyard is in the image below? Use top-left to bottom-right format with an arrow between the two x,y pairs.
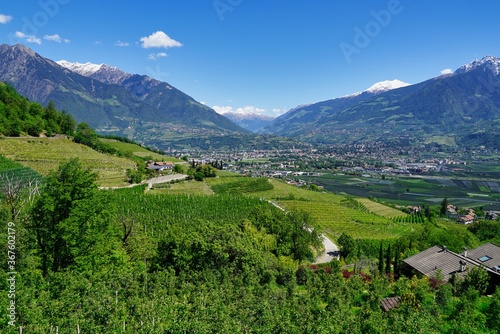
0,155 -> 42,188
205,177 -> 414,240
357,198 -> 409,219
209,177 -> 274,194
0,137 -> 135,186
108,186 -> 273,239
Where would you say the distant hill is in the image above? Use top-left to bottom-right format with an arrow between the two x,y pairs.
262,58 -> 500,148
221,112 -> 275,132
0,44 -> 248,147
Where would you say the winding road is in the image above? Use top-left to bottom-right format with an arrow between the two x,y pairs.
268,200 -> 339,264
314,234 -> 339,264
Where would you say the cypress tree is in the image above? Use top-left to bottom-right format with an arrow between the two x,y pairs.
385,244 -> 392,274
394,244 -> 401,276
378,241 -> 385,274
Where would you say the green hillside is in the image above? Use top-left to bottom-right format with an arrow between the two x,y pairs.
206,174 -> 412,240
0,137 -> 135,186
99,138 -> 182,162
0,150 -> 493,332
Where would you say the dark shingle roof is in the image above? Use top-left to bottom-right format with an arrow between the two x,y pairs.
404,243 -> 500,282
381,297 -> 400,312
403,246 -> 473,282
467,243 -> 500,270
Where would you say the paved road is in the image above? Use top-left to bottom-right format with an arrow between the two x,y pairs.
144,174 -> 187,185
314,235 -> 340,264
268,200 -> 339,264
143,174 -> 188,191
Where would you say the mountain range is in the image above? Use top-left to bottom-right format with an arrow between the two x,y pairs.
262,57 -> 500,148
220,112 -> 275,132
0,44 -> 247,146
0,43 -> 499,150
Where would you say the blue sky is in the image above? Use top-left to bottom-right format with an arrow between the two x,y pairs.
1,0 -> 500,117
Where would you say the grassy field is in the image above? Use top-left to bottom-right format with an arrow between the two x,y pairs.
100,138 -> 183,162
0,137 -> 136,187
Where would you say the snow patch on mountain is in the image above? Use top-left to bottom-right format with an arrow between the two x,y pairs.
365,79 -> 411,94
341,79 -> 410,98
57,60 -> 103,76
456,56 -> 500,76
57,60 -> 134,85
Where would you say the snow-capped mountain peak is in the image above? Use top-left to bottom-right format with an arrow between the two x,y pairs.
57,60 -> 133,85
365,79 -> 410,94
341,79 -> 410,98
56,60 -> 103,76
456,56 -> 500,76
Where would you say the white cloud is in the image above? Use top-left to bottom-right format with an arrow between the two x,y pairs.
43,34 -> 70,43
15,31 -> 41,45
147,52 -> 168,60
94,40 -> 102,46
140,31 -> 182,49
0,14 -> 13,24
441,68 -> 453,75
212,105 -> 266,115
212,105 -> 234,114
115,40 -> 129,47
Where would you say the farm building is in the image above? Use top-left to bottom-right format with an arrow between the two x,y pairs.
147,161 -> 174,172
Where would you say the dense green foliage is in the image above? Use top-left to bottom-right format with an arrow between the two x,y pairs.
0,82 -> 75,137
73,122 -> 120,155
468,220 -> 500,244
187,164 -> 218,181
0,158 -> 499,332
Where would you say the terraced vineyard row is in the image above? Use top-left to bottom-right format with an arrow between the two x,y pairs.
0,155 -> 42,189
0,137 -> 135,186
108,186 -> 273,238
210,177 -> 274,194
248,179 -> 413,240
357,198 -> 408,219
274,200 -> 411,240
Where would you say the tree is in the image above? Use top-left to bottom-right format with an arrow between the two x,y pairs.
30,159 -> 116,275
486,288 -> 500,329
463,266 -> 489,295
0,172 -> 39,222
74,122 -> 97,146
194,171 -> 205,181
338,233 -> 357,260
393,244 -> 401,276
378,242 -> 385,274
385,243 -> 392,274
59,110 -> 76,135
173,164 -> 184,174
440,197 -> 449,217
